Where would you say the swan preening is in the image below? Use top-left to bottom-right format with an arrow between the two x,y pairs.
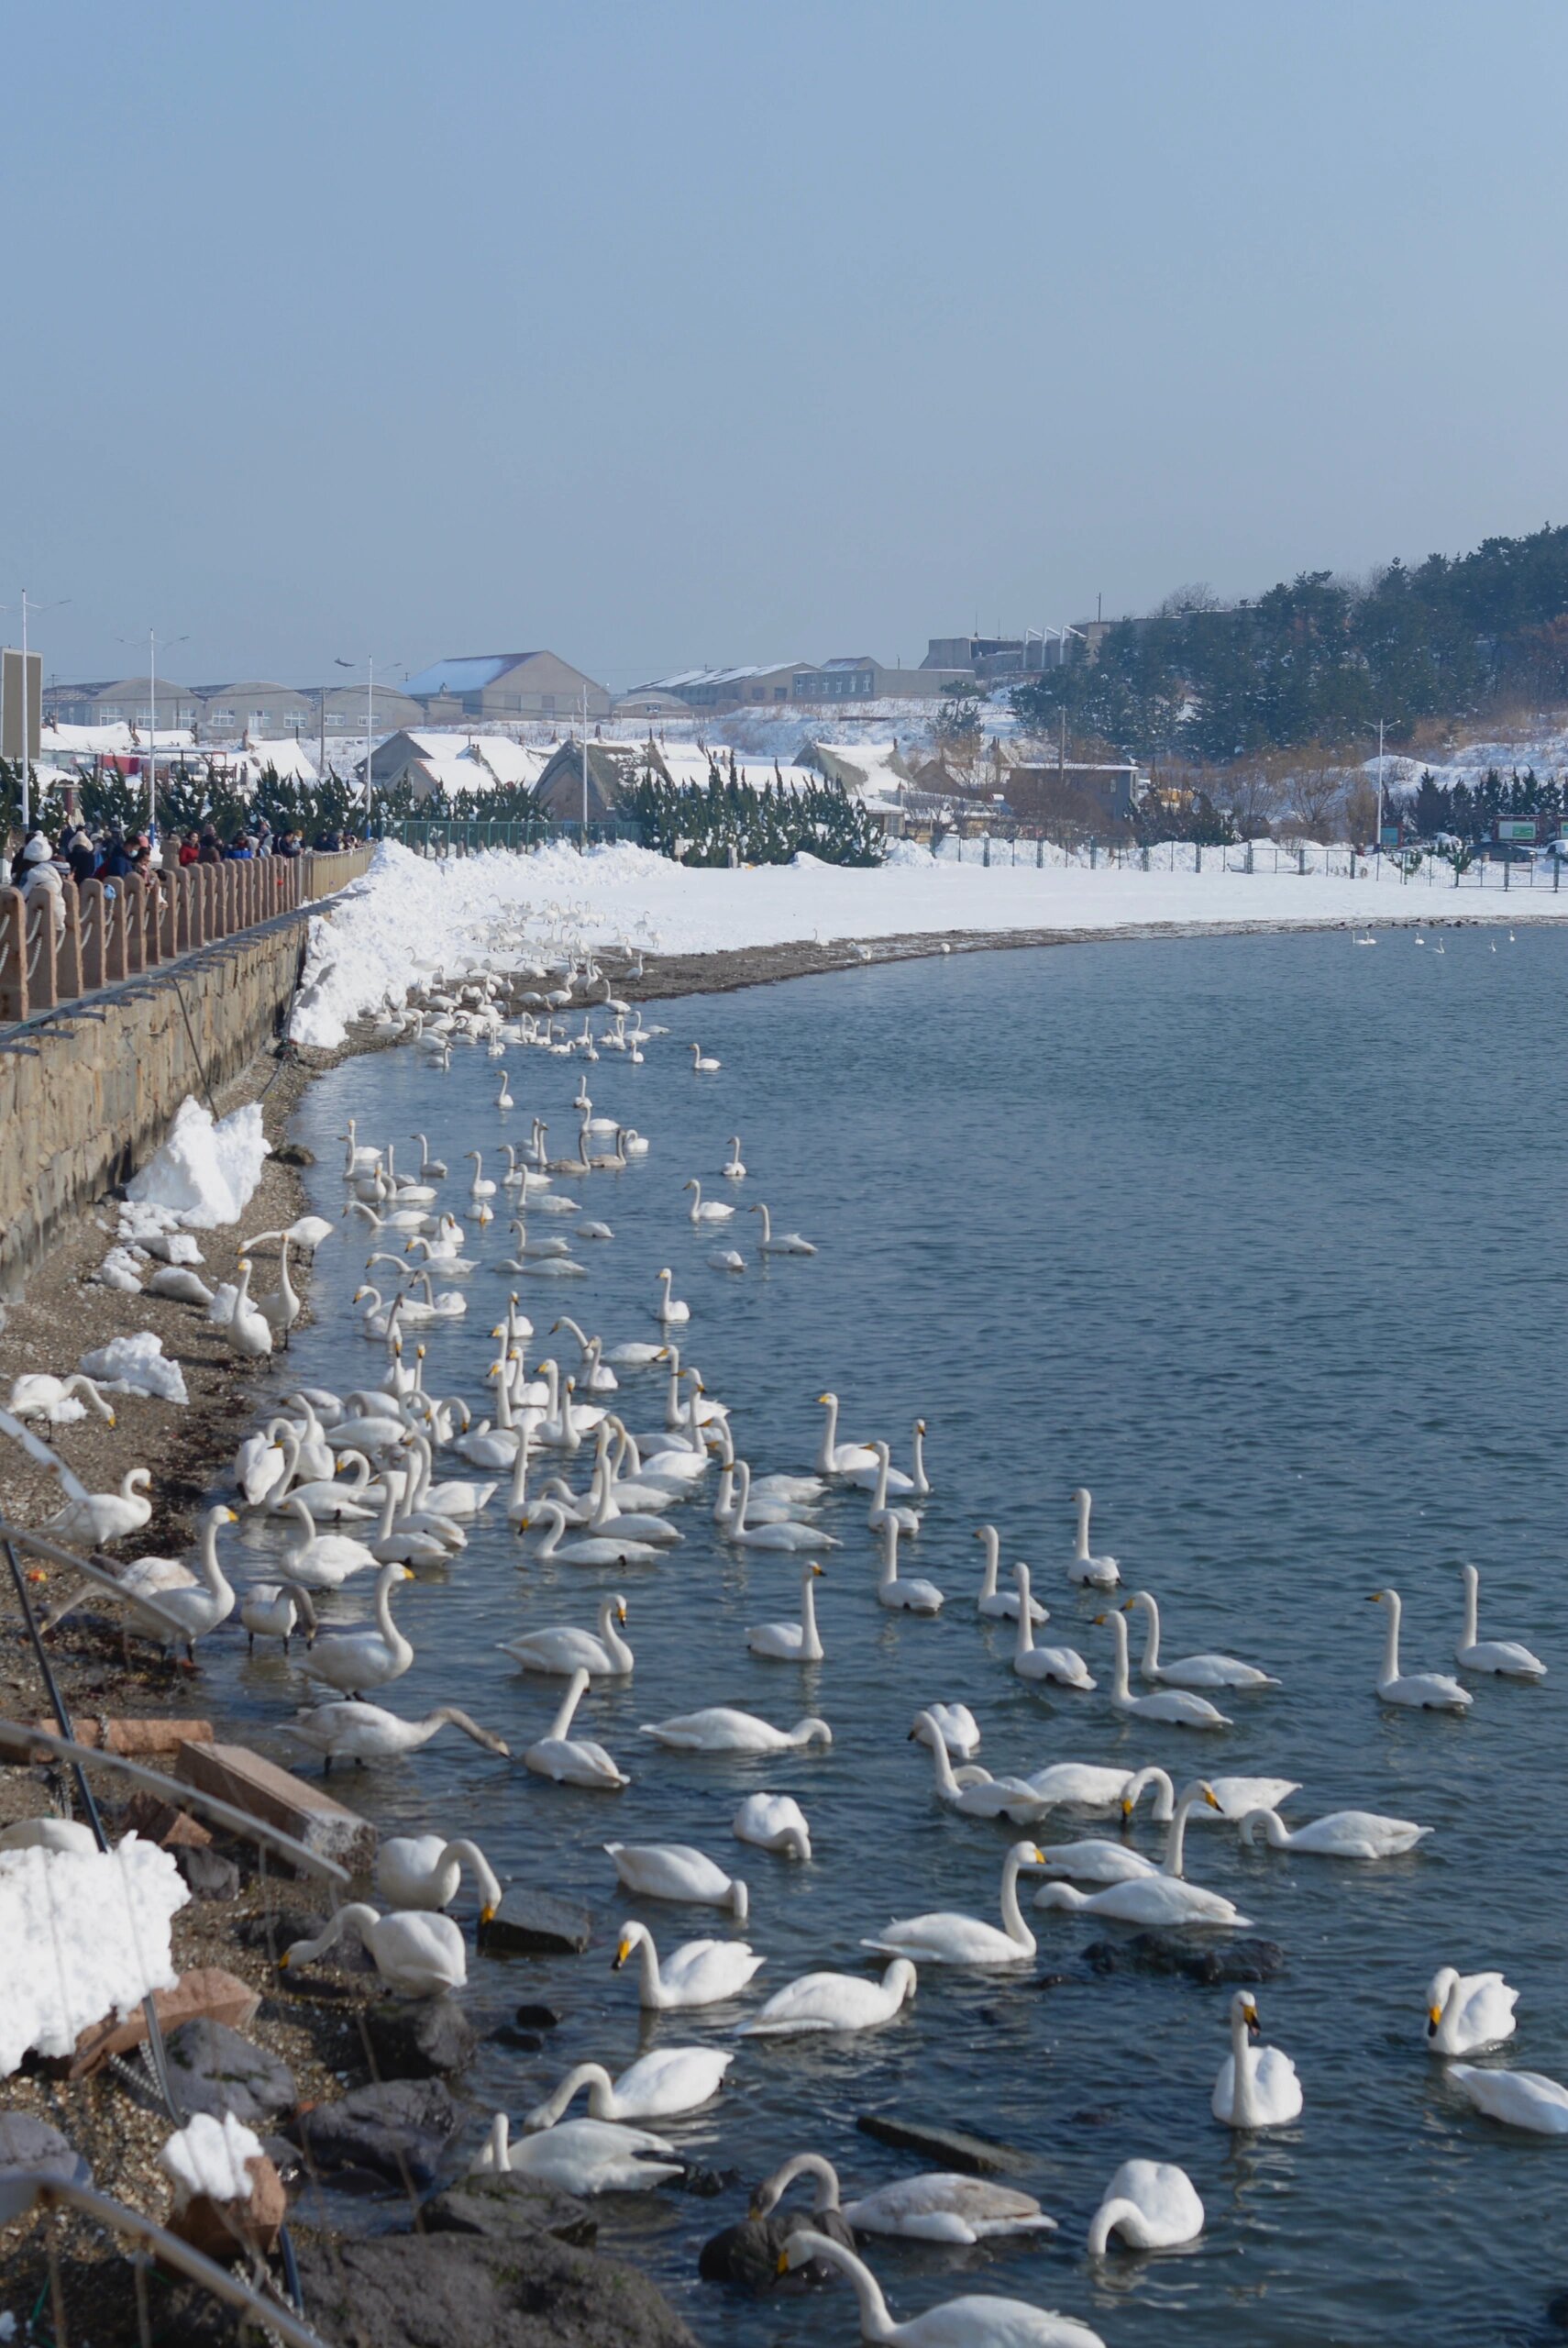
1426,1966 -> 1518,2054
756,2151 -> 1055,2243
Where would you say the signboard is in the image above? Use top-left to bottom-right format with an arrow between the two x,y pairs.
1497,819 -> 1536,841
1380,822 -> 1400,847
0,648 -> 41,765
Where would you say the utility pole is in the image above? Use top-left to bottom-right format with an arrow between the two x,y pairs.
580,686 -> 589,847
149,626 -> 158,838
19,588 -> 30,835
1375,716 -> 1386,850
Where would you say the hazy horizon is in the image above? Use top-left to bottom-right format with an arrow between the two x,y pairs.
6,0 -> 1566,692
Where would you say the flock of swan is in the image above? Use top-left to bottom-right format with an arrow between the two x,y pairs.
5,919 -> 1559,2348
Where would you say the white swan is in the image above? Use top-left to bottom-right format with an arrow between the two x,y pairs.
475,2110 -> 681,2193
921,1701 -> 980,1759
1100,1608 -> 1231,1728
1012,1567 -> 1093,1687
279,1493 -> 381,1590
815,1391 -> 878,1477
611,1917 -> 764,2009
910,1714 -> 1050,1824
1023,1762 -> 1151,1813
752,1201 -> 816,1254
862,1839 -> 1044,1966
524,2048 -> 732,2129
520,1499 -> 663,1568
728,1463 -> 837,1553
975,1527 -> 1045,1622
650,1267 -> 690,1326
9,1373 -> 116,1427
525,1668 -> 628,1789
500,1597 -> 634,1677
288,1700 -> 508,1771
1447,2065 -> 1568,2134
42,1466 -> 154,1548
778,2234 -> 1106,2346
1087,2160 -> 1204,2254
756,2152 -> 1054,2244
685,1179 -> 734,1224
1427,1967 -> 1518,2054
1239,1805 -> 1430,1859
375,1836 -> 502,1922
303,1562 -> 414,1697
1068,1487 -> 1119,1588
1123,1590 -> 1279,1689
123,1504 -> 237,1657
748,1561 -> 825,1659
1038,1776 -> 1216,1890
1370,1589 -> 1472,1711
602,1842 -> 748,1919
640,1707 -> 831,1755
240,1578 -> 317,1655
740,1956 -> 917,2036
878,1519 -> 944,1613
1455,1563 -> 1544,1678
1211,1991 -> 1302,2127
1123,1766 -> 1300,1823
733,1793 -> 812,1858
867,1441 -> 921,1534
221,1259 -> 273,1360
723,1136 -> 746,1180
1036,1786 -> 1251,1927
281,1902 -> 465,1996
690,1042 -> 721,1071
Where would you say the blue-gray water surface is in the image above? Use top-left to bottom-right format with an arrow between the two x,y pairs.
212,928 -> 1568,2347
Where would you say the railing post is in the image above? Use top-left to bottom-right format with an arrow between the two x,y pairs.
157,873 -> 176,959
0,889 -> 28,1021
26,894 -> 59,1012
57,885 -> 83,1002
122,877 -> 146,974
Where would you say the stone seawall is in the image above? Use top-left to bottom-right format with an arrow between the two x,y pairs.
0,916 -> 310,1296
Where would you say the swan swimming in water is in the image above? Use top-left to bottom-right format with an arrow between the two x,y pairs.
1211,1991 -> 1302,2128
1099,1608 -> 1231,1728
499,1596 -> 634,1677
602,1841 -> 748,1918
1122,1589 -> 1279,1689
1035,1784 -> 1251,1927
1068,1487 -> 1120,1588
862,1840 -> 1045,1966
740,1955 -> 917,2037
755,2150 -> 1055,2243
611,1917 -> 764,2009
1426,1966 -> 1518,2054
910,1711 -> 1051,1825
474,2110 -> 682,2193
287,1700 -> 508,1771
639,1707 -> 831,1755
1087,2160 -> 1204,2254
374,1836 -> 502,1922
525,1667 -> 629,1788
777,2233 -> 1106,2346
1445,2066 -> 1568,2135
1238,1804 -> 1430,1859
747,1561 -> 825,1659
1370,1589 -> 1472,1711
524,2046 -> 732,2127
974,1526 -> 1046,1622
1012,1567 -> 1093,1687
1454,1563 -> 1544,1678
281,1903 -> 466,1997
878,1518 -> 943,1613
733,1793 -> 812,1858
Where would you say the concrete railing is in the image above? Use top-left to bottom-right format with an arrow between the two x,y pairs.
0,847 -> 371,1024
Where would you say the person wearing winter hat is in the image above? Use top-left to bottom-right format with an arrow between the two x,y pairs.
17,831 -> 66,944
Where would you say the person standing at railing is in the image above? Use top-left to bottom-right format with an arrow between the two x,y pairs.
177,830 -> 201,868
16,833 -> 66,944
197,827 -> 222,867
66,829 -> 98,887
274,827 -> 301,859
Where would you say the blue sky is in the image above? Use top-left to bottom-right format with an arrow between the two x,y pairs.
5,1 -> 1565,690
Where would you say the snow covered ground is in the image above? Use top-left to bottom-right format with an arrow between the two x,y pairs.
289,836 -> 1568,1048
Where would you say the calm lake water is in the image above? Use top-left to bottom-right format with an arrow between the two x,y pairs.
212,926 -> 1568,2347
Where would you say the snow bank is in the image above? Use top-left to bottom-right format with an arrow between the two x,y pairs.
159,2110 -> 265,2209
286,833 -> 1568,1044
79,1334 -> 189,1405
125,1099 -> 271,1230
0,1836 -> 189,2075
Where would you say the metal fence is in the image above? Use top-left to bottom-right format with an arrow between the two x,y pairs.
932,832 -> 1567,891
0,847 -> 372,1024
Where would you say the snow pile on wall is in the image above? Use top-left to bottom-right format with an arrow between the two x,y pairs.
79,1334 -> 189,1405
0,1836 -> 189,2075
159,2110 -> 266,2209
125,1099 -> 271,1229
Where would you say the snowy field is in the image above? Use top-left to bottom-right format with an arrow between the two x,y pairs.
289,837 -> 1568,1049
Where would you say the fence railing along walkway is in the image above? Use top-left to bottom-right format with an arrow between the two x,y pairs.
0,847 -> 371,1024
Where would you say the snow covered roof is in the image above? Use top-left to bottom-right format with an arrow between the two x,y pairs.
642,663 -> 802,691
403,654 -> 540,698
231,738 -> 318,781
41,720 -> 138,752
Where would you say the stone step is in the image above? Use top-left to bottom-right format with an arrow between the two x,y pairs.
177,1740 -> 376,1871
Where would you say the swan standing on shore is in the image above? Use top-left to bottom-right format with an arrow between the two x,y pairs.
778,2234 -> 1106,2347
124,1504 -> 237,1658
1122,1590 -> 1279,1689
1454,1563 -> 1544,1677
1211,1991 -> 1302,2127
1370,1589 -> 1472,1711
862,1840 -> 1045,1965
756,2152 -> 1055,2243
611,1918 -> 764,2008
281,1902 -> 466,1996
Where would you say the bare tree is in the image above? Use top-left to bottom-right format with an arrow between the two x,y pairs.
1285,756 -> 1358,842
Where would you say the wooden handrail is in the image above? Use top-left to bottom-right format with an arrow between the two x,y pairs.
0,846 -> 372,1024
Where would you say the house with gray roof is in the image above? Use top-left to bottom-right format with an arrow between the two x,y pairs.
403,651 -> 610,723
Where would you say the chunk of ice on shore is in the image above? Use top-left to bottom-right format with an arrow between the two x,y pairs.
94,1247 -> 144,1294
0,1836 -> 188,2075
159,2110 -> 265,2209
125,1098 -> 271,1230
79,1334 -> 189,1405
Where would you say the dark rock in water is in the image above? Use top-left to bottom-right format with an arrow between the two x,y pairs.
1033,1972 -> 1068,1991
175,1844 -> 241,1901
491,2025 -> 543,2053
700,2205 -> 853,2292
292,2230 -> 700,2346
421,2172 -> 597,2250
0,2113 -> 91,2190
1546,2288 -> 1568,2330
856,2113 -> 1021,2174
163,2020 -> 296,2126
513,2002 -> 562,2030
481,1889 -> 591,1957
1083,1933 -> 1286,1985
273,1143 -> 315,1167
363,1996 -> 477,2079
286,2078 -> 460,2187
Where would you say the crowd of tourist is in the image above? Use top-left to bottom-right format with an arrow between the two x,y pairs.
0,819 -> 354,941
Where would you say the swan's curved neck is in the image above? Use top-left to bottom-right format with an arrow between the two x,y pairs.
537,2063 -> 613,2125
978,1527 -> 999,1596
442,1839 -> 501,1910
1107,1609 -> 1132,1700
374,1569 -> 404,1648
198,1512 -> 231,1596
1075,1490 -> 1092,1558
547,1671 -> 585,1738
1461,1571 -> 1478,1646
775,2152 -> 841,2212
999,1850 -> 1035,1947
1231,2004 -> 1258,2126
634,1931 -> 664,2004
922,1723 -> 959,1792
878,1517 -> 900,1584
1381,1594 -> 1402,1683
1088,2198 -> 1137,2256
1135,1594 -> 1160,1671
1163,1788 -> 1203,1877
799,2237 -> 893,2335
